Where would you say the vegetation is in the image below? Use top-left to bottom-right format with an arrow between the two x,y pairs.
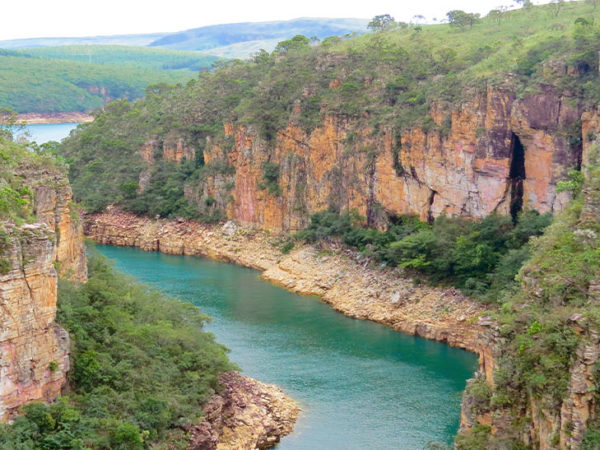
22,46 -> 219,72
0,249 -> 235,449
0,126 -> 64,223
0,48 -> 217,113
59,1 -> 600,223
294,209 -> 552,300
456,147 -> 600,447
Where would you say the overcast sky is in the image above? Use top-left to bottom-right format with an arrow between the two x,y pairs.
2,0 -> 552,41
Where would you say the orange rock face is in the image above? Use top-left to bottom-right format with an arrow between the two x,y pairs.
0,169 -> 86,421
184,87 -> 581,231
134,87 -> 581,231
0,225 -> 69,421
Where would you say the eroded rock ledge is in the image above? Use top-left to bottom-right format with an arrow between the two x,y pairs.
188,372 -> 299,449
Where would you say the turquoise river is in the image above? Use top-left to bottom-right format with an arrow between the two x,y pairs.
97,245 -> 478,449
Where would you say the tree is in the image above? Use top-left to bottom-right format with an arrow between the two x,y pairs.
412,14 -> 426,25
446,10 -> 481,30
487,6 -> 508,24
274,35 -> 310,53
0,108 -> 24,141
514,0 -> 532,6
368,14 -> 398,32
550,0 -> 565,17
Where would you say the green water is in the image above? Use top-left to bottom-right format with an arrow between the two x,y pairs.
97,245 -> 478,449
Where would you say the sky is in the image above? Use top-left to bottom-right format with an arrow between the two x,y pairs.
2,0 -> 551,41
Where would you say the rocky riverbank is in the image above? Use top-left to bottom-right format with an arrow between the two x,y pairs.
85,210 -> 496,375
188,372 -> 300,449
15,112 -> 93,124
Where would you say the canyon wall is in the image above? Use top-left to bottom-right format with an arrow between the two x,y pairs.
460,130 -> 600,450
139,86 -> 585,231
0,168 -> 86,421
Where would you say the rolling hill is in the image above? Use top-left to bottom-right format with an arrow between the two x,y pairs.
0,18 -> 369,59
0,46 -> 218,113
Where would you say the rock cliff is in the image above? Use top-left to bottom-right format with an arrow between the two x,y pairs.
160,87 -> 583,231
0,168 -> 86,421
459,140 -> 600,449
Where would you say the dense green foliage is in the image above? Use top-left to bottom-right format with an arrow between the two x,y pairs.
0,250 -> 234,449
59,99 -> 226,220
456,148 -> 600,448
22,46 -> 219,72
0,128 -> 64,223
59,1 -> 600,222
0,48 -> 216,113
295,209 -> 552,300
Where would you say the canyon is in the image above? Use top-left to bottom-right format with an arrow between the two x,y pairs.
0,165 -> 299,449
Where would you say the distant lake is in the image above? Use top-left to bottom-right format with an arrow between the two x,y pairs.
19,122 -> 81,144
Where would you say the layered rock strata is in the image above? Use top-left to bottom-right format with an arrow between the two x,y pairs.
0,170 -> 86,421
0,224 -> 70,421
146,87 -> 587,231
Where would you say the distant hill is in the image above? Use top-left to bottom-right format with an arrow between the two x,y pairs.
0,17 -> 369,113
148,18 -> 369,57
0,46 -> 218,113
0,33 -> 168,49
0,18 -> 369,59
22,45 -> 219,72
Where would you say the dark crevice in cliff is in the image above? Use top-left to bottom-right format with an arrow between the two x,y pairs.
366,153 -> 378,228
427,190 -> 437,224
392,131 -> 404,177
509,133 -> 526,220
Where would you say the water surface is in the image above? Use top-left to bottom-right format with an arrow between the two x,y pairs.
19,122 -> 80,143
97,245 -> 477,449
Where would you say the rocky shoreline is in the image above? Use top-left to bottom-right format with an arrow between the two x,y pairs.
15,112 -> 93,124
85,211 -> 496,374
188,372 -> 300,449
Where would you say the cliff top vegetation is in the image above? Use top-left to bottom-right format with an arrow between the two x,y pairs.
58,1 -> 600,219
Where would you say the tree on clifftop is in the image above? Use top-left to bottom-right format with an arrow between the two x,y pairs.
446,10 -> 481,30
368,14 -> 398,32
275,35 -> 310,53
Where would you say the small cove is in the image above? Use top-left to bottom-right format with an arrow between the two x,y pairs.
97,245 -> 478,449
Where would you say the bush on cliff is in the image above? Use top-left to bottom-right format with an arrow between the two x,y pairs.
295,209 -> 552,300
0,249 -> 235,449
456,149 -> 600,446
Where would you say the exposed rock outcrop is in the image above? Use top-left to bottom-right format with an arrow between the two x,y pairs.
459,145 -> 600,449
162,87 -> 582,231
0,169 -> 86,421
187,372 -> 299,450
0,224 -> 70,421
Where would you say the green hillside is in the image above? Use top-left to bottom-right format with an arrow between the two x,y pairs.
22,45 -> 219,72
59,1 -> 600,157
0,47 -> 219,113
